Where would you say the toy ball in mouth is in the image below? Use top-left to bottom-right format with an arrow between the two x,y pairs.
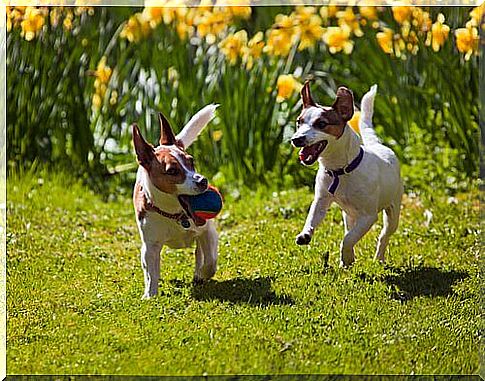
179,185 -> 223,225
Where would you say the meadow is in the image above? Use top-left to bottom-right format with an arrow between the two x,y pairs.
6,2 -> 482,376
6,171 -> 480,374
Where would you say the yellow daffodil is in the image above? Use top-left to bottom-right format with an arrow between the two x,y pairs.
348,111 -> 360,134
95,56 -> 112,84
429,13 -> 449,52
406,30 -> 419,55
217,0 -> 252,20
219,30 -> 248,65
359,6 -> 378,21
20,7 -> 45,41
61,10 -> 74,31
109,90 -> 118,106
392,4 -> 413,25
176,20 -> 195,40
276,74 -> 302,103
296,14 -> 324,51
212,130 -> 223,141
337,7 -> 363,37
264,14 -> 296,57
92,93 -> 102,111
242,31 -> 265,70
142,7 -> 163,27
120,13 -> 151,43
92,56 -> 112,110
94,80 -> 107,99
319,5 -> 339,22
469,3 -> 484,27
411,7 -> 431,33
294,6 -> 317,23
273,13 -> 296,33
196,10 -> 227,43
49,7 -> 61,27
394,36 -> 407,59
455,25 -> 479,60
323,25 -> 354,54
376,28 -> 394,54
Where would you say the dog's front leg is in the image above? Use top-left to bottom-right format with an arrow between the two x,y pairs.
194,220 -> 218,284
296,195 -> 332,245
140,241 -> 162,299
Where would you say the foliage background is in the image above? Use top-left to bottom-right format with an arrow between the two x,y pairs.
6,4 -> 481,195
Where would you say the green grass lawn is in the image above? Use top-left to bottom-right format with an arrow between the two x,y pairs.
7,173 -> 480,375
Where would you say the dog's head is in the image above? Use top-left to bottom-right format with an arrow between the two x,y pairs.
291,81 -> 354,166
132,113 -> 208,196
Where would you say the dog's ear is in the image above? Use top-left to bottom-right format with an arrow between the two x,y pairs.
301,80 -> 316,108
132,123 -> 155,169
159,112 -> 177,146
333,87 -> 354,122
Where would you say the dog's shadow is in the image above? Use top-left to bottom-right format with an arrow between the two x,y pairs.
171,277 -> 294,306
380,266 -> 469,302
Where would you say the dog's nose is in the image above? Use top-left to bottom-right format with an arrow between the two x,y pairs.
291,136 -> 306,147
194,174 -> 208,191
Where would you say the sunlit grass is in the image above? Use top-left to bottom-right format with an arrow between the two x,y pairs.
7,173 -> 480,374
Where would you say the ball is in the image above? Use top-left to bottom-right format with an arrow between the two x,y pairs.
186,185 -> 223,221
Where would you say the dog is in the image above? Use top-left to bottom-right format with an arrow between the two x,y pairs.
132,104 -> 219,299
291,82 -> 403,267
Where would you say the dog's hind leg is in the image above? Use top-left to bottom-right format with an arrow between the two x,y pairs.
375,203 -> 400,263
342,212 -> 355,235
141,241 -> 163,299
340,214 -> 377,267
194,220 -> 219,283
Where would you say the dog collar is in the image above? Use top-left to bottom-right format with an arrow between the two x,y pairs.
144,194 -> 191,229
325,147 -> 364,195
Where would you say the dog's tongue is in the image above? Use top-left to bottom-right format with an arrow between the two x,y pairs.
298,141 -> 327,165
299,145 -> 318,165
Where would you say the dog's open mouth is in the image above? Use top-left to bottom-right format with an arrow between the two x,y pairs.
178,195 -> 206,226
299,141 -> 327,165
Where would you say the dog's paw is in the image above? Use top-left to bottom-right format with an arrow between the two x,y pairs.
296,232 -> 311,245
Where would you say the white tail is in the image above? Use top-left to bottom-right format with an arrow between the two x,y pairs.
176,104 -> 219,148
359,84 -> 380,145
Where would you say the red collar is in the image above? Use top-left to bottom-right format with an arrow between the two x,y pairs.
145,198 -> 188,222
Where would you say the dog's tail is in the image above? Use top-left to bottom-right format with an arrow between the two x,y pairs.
176,104 -> 219,148
359,84 -> 381,145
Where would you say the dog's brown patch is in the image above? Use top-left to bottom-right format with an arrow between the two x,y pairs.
133,181 -> 147,221
298,85 -> 355,140
144,147 -> 187,194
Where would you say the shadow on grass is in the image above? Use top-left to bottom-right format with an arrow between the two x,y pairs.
383,266 -> 469,302
186,277 -> 294,306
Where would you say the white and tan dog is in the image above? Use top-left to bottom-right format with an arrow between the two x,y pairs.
132,105 -> 219,299
291,82 -> 403,267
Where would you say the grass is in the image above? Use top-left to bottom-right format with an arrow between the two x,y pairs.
6,172 -> 480,375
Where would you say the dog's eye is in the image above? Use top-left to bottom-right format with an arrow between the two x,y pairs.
317,120 -> 328,129
166,167 -> 179,176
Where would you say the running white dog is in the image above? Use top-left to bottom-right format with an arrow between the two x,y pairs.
291,82 -> 403,267
132,105 -> 219,299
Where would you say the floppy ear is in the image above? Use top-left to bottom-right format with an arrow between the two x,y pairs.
132,123 -> 155,169
159,112 -> 176,146
301,80 -> 316,108
333,86 -> 354,122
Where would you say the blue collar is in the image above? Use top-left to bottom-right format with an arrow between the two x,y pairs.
325,147 -> 364,195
